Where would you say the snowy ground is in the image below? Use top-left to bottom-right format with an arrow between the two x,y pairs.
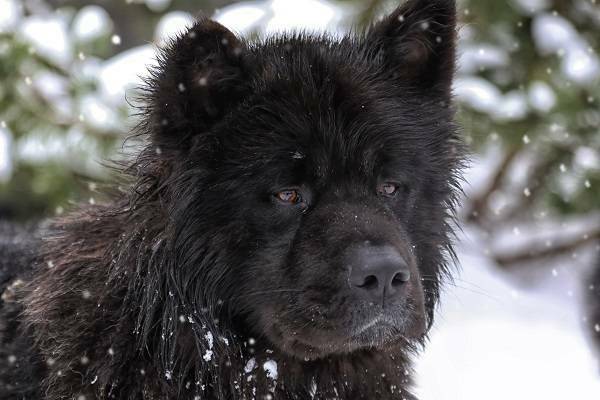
415,225 -> 600,399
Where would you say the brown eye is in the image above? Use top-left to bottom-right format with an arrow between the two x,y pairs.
275,189 -> 300,204
377,182 -> 400,197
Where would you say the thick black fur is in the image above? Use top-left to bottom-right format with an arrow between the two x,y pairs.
587,253 -> 600,370
0,223 -> 43,398
0,1 -> 464,399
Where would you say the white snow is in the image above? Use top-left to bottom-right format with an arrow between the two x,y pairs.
309,378 -> 317,397
415,150 -> 600,398
98,45 -> 156,105
15,126 -> 107,177
263,360 -> 278,380
79,0 -> 345,113
0,0 -> 22,33
202,332 -> 214,361
18,15 -> 72,67
72,5 -> 113,42
490,214 -> 600,257
494,90 -> 528,121
267,0 -> 336,34
458,44 -> 509,74
32,71 -> 72,120
76,56 -> 103,82
461,145 -> 505,200
454,77 -> 529,121
80,94 -> 121,132
202,331 -> 215,361
563,44 -> 600,85
216,0 -> 345,36
154,11 -> 194,44
145,0 -> 172,13
532,14 -> 578,56
418,151 -> 600,398
215,2 -> 268,35
532,13 -> 600,84
510,0 -> 551,15
575,147 -> 600,171
202,350 -> 213,361
454,77 -> 502,114
205,331 -> 214,349
528,81 -> 557,113
0,124 -> 13,182
111,34 -> 121,45
16,131 -> 68,164
416,227 -> 600,400
244,357 -> 257,373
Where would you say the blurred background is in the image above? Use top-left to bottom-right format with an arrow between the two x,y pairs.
0,0 -> 599,398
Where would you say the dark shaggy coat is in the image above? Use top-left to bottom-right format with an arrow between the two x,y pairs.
587,254 -> 600,369
0,1 -> 464,399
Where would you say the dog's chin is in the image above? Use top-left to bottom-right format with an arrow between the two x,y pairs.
264,316 -> 427,361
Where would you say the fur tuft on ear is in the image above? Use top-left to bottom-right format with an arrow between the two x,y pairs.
368,0 -> 457,94
144,18 -> 249,149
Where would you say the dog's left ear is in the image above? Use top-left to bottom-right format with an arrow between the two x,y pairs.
368,0 -> 457,95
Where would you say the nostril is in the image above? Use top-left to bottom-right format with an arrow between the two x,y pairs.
356,275 -> 378,290
391,270 -> 411,286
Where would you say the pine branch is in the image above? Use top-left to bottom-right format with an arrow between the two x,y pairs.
500,146 -> 566,221
493,225 -> 600,267
465,146 -> 520,225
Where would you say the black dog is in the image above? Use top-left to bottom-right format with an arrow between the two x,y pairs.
587,255 -> 600,370
0,0 -> 464,398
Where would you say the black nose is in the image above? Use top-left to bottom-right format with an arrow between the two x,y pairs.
346,245 -> 411,304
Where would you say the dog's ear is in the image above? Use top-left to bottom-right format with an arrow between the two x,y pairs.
368,0 -> 457,95
146,18 -> 250,150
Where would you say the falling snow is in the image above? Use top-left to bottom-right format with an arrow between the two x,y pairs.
202,331 -> 212,346
244,358 -> 257,373
2,2 -> 599,400
202,350 -> 213,362
263,360 -> 278,380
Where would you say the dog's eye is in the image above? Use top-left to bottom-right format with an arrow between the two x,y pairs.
275,189 -> 301,204
377,182 -> 400,197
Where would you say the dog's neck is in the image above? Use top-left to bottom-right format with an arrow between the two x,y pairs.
166,324 -> 419,399
21,208 -> 420,400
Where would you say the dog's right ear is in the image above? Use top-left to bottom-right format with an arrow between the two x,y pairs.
145,18 -> 250,150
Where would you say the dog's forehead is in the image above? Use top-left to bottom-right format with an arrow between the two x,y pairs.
252,38 -> 376,94
243,42 -> 393,143
218,38 -> 448,180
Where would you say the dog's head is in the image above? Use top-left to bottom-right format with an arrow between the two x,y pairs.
141,0 -> 462,361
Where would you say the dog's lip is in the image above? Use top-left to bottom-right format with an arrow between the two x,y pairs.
351,314 -> 396,337
269,313 -> 407,359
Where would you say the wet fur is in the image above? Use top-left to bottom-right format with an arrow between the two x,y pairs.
0,1 -> 463,399
586,253 -> 600,370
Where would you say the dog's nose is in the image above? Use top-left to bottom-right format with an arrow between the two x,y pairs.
346,245 -> 411,304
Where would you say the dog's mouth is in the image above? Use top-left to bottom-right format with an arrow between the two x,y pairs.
251,254 -> 429,360
262,307 -> 425,360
